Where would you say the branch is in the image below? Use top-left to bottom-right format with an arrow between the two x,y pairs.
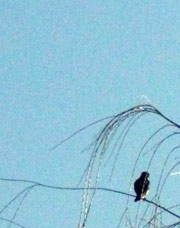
0,216 -> 27,228
0,177 -> 180,220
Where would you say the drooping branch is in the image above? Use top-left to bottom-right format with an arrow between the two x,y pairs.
2,104 -> 180,227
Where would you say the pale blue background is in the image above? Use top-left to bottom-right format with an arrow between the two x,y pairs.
0,1 -> 180,227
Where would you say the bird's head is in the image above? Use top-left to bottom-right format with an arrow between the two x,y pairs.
141,172 -> 149,178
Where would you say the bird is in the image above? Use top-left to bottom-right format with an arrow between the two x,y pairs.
134,172 -> 150,202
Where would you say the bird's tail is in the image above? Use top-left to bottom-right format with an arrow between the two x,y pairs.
134,196 -> 140,202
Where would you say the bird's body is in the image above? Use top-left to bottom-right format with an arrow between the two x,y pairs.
134,172 -> 150,202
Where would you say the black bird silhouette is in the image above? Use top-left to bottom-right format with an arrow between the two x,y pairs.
134,172 -> 150,202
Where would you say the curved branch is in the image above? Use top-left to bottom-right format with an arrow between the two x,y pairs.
49,115 -> 115,151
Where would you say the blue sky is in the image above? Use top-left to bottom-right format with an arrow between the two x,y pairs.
0,1 -> 180,227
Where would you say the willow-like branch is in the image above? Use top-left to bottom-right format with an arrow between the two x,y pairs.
0,177 -> 179,220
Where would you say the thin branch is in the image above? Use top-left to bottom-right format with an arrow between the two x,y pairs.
0,185 -> 36,214
0,217 -> 27,228
0,177 -> 179,220
6,185 -> 36,228
49,115 -> 115,151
